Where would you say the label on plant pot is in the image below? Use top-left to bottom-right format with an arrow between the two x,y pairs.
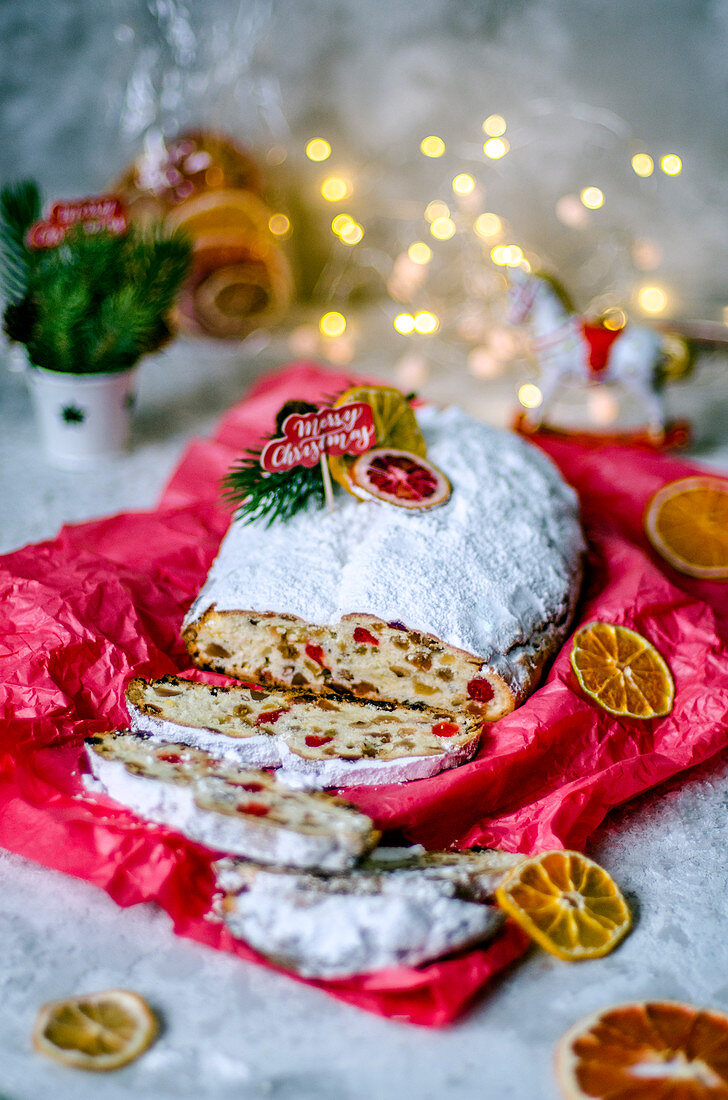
26,195 -> 128,249
260,402 -> 376,472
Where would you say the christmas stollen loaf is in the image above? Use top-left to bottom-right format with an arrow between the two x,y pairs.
215,846 -> 523,977
126,675 -> 482,787
83,731 -> 379,870
183,405 -> 584,720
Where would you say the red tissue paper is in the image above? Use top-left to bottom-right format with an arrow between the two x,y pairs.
2,360 -> 728,1027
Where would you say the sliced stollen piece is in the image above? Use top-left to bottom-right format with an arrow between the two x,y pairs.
126,675 -> 482,788
83,731 -> 379,871
183,405 -> 584,721
215,845 -> 524,978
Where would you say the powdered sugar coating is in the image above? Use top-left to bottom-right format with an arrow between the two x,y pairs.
219,867 -> 506,977
185,406 -> 584,693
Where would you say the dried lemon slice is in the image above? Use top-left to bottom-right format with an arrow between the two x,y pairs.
327,385 -> 426,493
570,621 -> 674,719
495,850 -> 631,961
33,989 -> 158,1072
645,475 -> 728,580
555,1000 -> 728,1098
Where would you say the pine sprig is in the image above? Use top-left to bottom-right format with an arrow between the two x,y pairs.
0,180 -> 41,303
222,399 -> 326,526
0,181 -> 191,374
222,452 -> 325,527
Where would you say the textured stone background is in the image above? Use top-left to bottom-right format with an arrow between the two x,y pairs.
2,0 -> 728,314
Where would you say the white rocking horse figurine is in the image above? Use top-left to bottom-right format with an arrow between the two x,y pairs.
506,266 -> 689,439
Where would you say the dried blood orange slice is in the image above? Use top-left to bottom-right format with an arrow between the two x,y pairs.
495,850 -> 631,961
570,622 -> 674,719
350,447 -> 451,510
328,385 -> 426,493
645,476 -> 728,580
33,989 -> 158,1072
555,1001 -> 728,1099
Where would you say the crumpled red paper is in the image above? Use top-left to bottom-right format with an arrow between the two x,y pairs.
2,360 -> 728,1027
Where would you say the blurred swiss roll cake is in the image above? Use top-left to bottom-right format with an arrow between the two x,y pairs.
114,130 -> 292,339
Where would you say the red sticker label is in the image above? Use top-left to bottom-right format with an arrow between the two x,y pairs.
26,194 -> 128,249
260,403 -> 376,473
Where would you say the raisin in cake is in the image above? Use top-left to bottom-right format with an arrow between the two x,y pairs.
84,731 -> 379,870
126,675 -> 482,787
184,405 -> 584,720
215,845 -> 523,977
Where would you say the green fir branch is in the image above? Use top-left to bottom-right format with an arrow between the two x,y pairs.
222,452 -> 325,527
0,186 -> 192,373
0,180 -> 41,303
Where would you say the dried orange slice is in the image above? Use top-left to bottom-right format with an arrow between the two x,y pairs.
495,850 -> 631,961
570,622 -> 674,719
350,447 -> 451,509
33,989 -> 158,1072
645,476 -> 728,580
328,385 -> 426,493
555,1001 -> 728,1098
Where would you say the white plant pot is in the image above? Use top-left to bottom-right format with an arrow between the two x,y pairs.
27,365 -> 139,469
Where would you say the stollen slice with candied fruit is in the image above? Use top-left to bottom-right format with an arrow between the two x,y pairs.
495,850 -> 631,961
33,989 -> 158,1072
555,1000 -> 728,1099
570,621 -> 674,719
328,385 -> 427,493
645,475 -> 728,580
350,447 -> 451,510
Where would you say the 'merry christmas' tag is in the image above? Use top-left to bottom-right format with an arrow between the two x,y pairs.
26,195 -> 128,249
260,402 -> 376,473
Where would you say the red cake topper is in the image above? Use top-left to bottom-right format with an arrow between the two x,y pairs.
260,402 -> 376,473
26,194 -> 128,249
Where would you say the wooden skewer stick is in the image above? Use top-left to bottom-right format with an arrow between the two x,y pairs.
320,454 -> 335,512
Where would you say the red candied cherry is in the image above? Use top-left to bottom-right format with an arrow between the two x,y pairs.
305,734 -> 335,748
237,801 -> 270,817
254,707 -> 289,726
432,721 -> 460,738
230,780 -> 264,793
467,678 -> 494,703
353,627 -> 379,646
157,751 -> 183,764
305,643 -> 327,667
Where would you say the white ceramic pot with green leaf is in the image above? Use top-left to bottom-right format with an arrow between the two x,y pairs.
1,182 -> 191,468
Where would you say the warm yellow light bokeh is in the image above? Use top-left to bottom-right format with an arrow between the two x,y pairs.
320,311 -> 347,336
580,187 -> 605,209
340,221 -> 364,244
331,213 -> 353,235
603,307 -> 626,331
483,138 -> 509,159
638,286 -> 668,313
452,173 -> 476,196
631,153 -> 654,178
430,217 -> 456,240
413,311 -> 439,334
268,213 -> 291,237
394,313 -> 416,334
491,243 -> 522,266
306,138 -> 331,162
408,242 -> 432,264
420,135 -> 446,158
425,200 -> 450,222
482,114 -> 507,137
320,177 -> 349,201
474,212 -> 502,239
661,154 -> 682,176
518,383 -> 543,409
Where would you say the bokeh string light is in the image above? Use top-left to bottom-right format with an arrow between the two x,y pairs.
262,118 -> 697,417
